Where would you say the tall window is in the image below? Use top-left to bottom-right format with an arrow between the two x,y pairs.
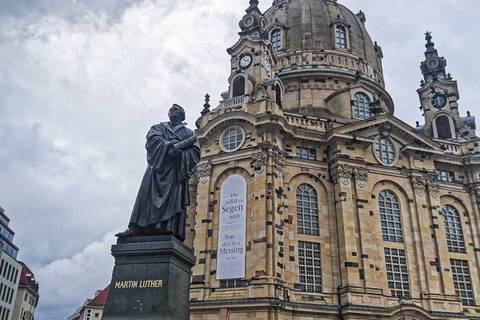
335,25 -> 347,49
441,205 -> 465,253
296,184 -> 319,235
271,29 -> 282,52
352,92 -> 371,119
275,84 -> 282,107
379,190 -> 403,243
435,115 -> 453,140
374,136 -> 396,165
232,76 -> 245,98
384,248 -> 410,299
450,259 -> 475,306
298,241 -> 322,293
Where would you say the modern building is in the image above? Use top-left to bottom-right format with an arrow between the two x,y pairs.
11,262 -> 39,320
67,287 -> 109,320
189,0 -> 480,319
0,208 -> 21,320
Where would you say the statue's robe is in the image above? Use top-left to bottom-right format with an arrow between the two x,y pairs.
129,122 -> 200,240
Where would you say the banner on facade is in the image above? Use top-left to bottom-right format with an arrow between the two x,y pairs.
217,174 -> 247,280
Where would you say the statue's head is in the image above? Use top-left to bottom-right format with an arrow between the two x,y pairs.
168,104 -> 186,124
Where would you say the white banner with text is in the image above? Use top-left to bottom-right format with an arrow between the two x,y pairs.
217,174 -> 247,280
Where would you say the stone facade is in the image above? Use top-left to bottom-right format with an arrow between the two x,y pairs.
188,1 -> 480,319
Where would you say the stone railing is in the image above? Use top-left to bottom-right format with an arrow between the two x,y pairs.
439,141 -> 461,155
284,113 -> 327,133
222,95 -> 249,110
276,50 -> 384,87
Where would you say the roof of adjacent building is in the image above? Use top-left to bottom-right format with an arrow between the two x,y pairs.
86,286 -> 109,307
16,262 -> 40,304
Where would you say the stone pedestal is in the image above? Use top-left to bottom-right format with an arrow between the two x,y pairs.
102,235 -> 195,320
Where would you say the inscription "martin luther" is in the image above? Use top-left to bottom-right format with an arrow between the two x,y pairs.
114,280 -> 164,289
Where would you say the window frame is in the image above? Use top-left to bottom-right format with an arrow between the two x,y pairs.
450,259 -> 475,306
384,247 -> 410,299
378,190 -> 404,243
334,24 -> 348,49
270,29 -> 282,53
352,92 -> 372,119
373,136 -> 397,166
432,113 -> 456,140
441,205 -> 466,253
298,241 -> 322,293
296,184 -> 320,236
295,147 -> 316,161
220,126 -> 245,152
231,75 -> 246,98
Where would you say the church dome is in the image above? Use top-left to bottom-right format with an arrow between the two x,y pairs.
265,0 -> 383,73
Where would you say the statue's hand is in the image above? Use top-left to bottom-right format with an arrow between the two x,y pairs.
167,143 -> 182,157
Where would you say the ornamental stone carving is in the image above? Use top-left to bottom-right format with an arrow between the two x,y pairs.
332,164 -> 354,186
411,173 -> 439,198
411,176 -> 426,197
250,151 -> 268,173
352,167 -> 369,188
196,161 -> 213,184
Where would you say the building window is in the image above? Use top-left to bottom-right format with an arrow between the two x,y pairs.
335,25 -> 347,49
221,127 -> 244,152
298,241 -> 322,293
441,205 -> 465,253
84,309 -> 92,320
296,147 -> 316,160
450,259 -> 475,306
275,84 -> 282,107
296,184 -> 319,236
384,248 -> 410,299
352,92 -> 371,119
374,136 -> 396,165
379,190 -> 403,243
219,279 -> 248,288
271,29 -> 282,52
232,76 -> 246,98
435,115 -> 453,140
438,170 -> 454,183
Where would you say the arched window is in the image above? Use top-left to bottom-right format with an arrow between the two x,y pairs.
335,25 -> 347,49
296,184 -> 319,235
271,29 -> 282,52
378,190 -> 403,242
441,205 -> 465,253
352,92 -> 371,119
275,84 -> 282,107
435,115 -> 453,140
232,76 -> 245,98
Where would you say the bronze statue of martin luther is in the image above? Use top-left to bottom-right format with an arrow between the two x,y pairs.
116,104 -> 200,241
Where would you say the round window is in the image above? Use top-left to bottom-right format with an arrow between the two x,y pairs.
374,136 -> 396,165
221,127 -> 245,152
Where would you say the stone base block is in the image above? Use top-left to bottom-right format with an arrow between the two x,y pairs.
103,235 -> 195,320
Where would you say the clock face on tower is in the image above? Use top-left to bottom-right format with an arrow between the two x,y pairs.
432,93 -> 447,109
239,54 -> 253,69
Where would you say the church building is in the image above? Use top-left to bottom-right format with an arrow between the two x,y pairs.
188,0 -> 480,319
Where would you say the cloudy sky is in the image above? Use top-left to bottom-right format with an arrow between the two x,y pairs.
0,0 -> 478,319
